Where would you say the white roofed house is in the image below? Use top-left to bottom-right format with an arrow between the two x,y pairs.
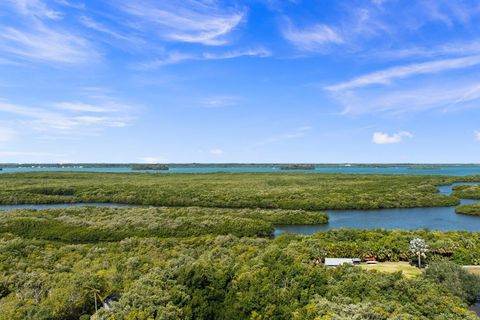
324,258 -> 359,267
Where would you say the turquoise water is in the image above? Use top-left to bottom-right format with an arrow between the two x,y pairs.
2,165 -> 480,175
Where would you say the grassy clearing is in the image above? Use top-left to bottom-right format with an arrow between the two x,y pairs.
464,266 -> 480,275
359,261 -> 422,278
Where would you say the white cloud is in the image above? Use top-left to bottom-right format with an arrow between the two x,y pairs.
53,102 -> 120,113
203,48 -> 271,60
140,52 -> 196,68
210,148 -> 224,155
282,1 -> 480,55
0,97 -> 136,138
372,131 -> 413,144
79,16 -> 130,41
54,0 -> 85,10
326,55 -> 480,92
337,81 -> 480,115
282,22 -> 344,51
0,24 -> 99,64
201,96 -> 242,108
140,156 -> 167,163
117,1 -> 245,46
475,130 -> 480,141
6,0 -> 63,20
140,47 -> 271,69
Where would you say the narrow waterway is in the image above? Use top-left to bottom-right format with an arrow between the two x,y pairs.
274,182 -> 480,236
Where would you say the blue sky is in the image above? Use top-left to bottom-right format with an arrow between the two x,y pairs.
1,0 -> 480,163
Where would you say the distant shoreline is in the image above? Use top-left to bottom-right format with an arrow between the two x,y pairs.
1,163 -> 480,169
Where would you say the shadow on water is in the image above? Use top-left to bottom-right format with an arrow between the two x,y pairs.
471,296 -> 480,316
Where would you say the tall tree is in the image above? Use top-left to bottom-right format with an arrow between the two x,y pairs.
410,238 -> 428,268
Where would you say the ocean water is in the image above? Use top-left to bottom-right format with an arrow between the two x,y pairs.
2,165 -> 480,175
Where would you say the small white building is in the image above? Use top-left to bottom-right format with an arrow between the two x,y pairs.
324,258 -> 354,267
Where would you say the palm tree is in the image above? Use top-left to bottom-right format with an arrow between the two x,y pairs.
410,238 -> 428,268
85,286 -> 104,313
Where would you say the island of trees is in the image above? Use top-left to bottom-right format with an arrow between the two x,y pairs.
456,203 -> 480,216
131,164 -> 169,171
278,164 -> 315,170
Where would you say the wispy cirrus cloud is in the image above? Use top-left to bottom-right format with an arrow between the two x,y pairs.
326,55 -> 480,91
116,0 -> 246,46
0,96 -> 137,137
325,51 -> 480,116
139,52 -> 196,69
201,96 -> 243,108
0,1 -> 100,65
140,47 -> 270,69
0,0 -> 264,67
0,25 -> 99,64
53,101 -> 123,113
282,21 -> 343,51
6,0 -> 63,20
282,0 -> 480,54
336,81 -> 480,115
78,16 -> 131,41
372,131 -> 413,144
203,47 -> 271,60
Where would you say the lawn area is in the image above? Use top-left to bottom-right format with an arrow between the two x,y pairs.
464,266 -> 480,275
358,262 -> 422,278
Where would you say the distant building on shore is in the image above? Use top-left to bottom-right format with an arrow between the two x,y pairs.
324,258 -> 360,267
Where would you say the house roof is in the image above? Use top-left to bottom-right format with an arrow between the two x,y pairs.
324,258 -> 354,266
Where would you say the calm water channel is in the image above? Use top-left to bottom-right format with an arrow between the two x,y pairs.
274,182 -> 480,235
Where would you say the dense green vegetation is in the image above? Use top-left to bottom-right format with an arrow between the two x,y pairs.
0,207 -> 328,241
1,231 -> 480,319
0,172 -> 464,209
456,203 -> 480,216
304,229 -> 480,265
2,172 -> 480,319
453,184 -> 480,199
